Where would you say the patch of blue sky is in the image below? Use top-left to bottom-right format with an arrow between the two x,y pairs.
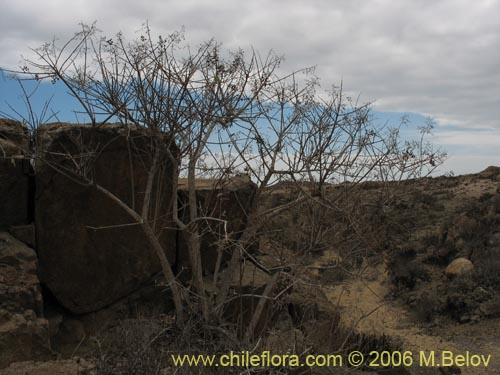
0,73 -> 85,123
2,73 -> 498,176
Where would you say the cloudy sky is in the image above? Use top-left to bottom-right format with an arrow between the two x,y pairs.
1,0 -> 500,175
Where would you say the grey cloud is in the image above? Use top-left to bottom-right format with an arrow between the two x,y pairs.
1,0 -> 500,131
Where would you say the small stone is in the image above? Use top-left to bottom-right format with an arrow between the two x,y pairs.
55,319 -> 86,345
459,314 -> 470,323
407,295 -> 417,305
445,257 -> 474,278
479,296 -> 500,318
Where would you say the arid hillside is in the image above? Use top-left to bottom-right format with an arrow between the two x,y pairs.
285,167 -> 500,374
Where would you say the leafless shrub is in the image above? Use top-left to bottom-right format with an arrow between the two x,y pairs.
2,22 -> 444,341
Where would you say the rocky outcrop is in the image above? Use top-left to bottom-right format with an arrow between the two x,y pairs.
0,119 -> 29,152
0,119 -> 31,229
476,165 -> 500,180
0,232 -> 43,315
0,232 -> 51,368
35,123 -> 177,314
176,175 -> 256,276
0,313 -> 52,370
0,118 -> 260,366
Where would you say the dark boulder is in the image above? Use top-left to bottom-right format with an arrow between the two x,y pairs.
176,175 -> 256,276
0,119 -> 31,229
35,123 -> 177,314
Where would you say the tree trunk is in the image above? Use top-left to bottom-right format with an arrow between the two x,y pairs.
186,158 -> 209,319
95,184 -> 185,326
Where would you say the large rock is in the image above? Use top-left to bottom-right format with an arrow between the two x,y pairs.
35,123 -> 177,314
176,175 -> 256,276
0,232 -> 51,368
0,119 -> 29,151
0,119 -> 31,229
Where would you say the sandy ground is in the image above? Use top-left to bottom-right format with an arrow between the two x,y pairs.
322,261 -> 500,374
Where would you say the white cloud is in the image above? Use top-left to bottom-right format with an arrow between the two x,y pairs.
435,129 -> 500,147
432,127 -> 500,174
1,0 -> 500,173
